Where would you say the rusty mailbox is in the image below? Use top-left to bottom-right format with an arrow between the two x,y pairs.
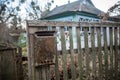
34,31 -> 56,66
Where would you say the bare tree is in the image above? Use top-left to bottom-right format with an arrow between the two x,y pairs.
25,0 -> 54,20
0,0 -> 19,23
0,0 -> 54,44
99,1 -> 120,22
108,1 -> 120,16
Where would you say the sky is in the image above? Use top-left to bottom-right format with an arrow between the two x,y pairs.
50,0 -> 119,12
14,0 -> 119,18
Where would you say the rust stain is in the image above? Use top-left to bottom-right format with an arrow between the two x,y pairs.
34,36 -> 56,65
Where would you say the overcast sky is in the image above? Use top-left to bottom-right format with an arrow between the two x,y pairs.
51,0 -> 119,12
18,0 -> 119,17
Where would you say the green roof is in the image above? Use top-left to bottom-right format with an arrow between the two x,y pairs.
41,0 -> 103,19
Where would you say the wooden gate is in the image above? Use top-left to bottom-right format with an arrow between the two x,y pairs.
0,44 -> 23,80
27,20 -> 120,80
0,48 -> 17,80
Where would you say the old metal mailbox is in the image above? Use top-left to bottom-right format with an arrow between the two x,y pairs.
34,31 -> 56,66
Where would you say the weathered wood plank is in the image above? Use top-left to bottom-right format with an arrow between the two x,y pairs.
55,51 -> 60,80
103,27 -> 108,80
35,67 -> 39,80
27,31 -> 33,80
39,66 -> 42,80
31,34 -> 35,80
27,23 -> 120,34
69,27 -> 76,80
114,27 -> 119,80
53,26 -> 60,80
97,27 -> 103,80
17,47 -> 24,80
0,52 -> 1,80
0,49 -> 17,80
91,27 -> 97,79
76,26 -> 83,80
60,27 -> 68,80
27,20 -> 120,27
42,66 -> 47,80
84,27 -> 90,79
13,49 -> 18,80
109,27 -> 114,80
119,27 -> 120,79
45,65 -> 50,80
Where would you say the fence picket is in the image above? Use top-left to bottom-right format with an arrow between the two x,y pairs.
69,27 -> 76,80
84,27 -> 90,79
103,27 -> 109,80
60,27 -> 68,80
76,26 -> 83,80
114,27 -> 118,80
0,52 -> 1,80
109,27 -> 114,80
97,27 -> 103,80
91,27 -> 97,79
52,26 -> 60,80
55,50 -> 60,80
118,27 -> 120,79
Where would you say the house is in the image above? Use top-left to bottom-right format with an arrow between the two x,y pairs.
41,0 -> 104,33
41,0 -> 103,22
41,0 -> 105,50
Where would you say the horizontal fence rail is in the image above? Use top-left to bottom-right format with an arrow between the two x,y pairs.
27,20 -> 120,27
27,20 -> 120,80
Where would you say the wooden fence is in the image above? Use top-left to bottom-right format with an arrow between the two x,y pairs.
27,20 -> 120,80
0,48 -> 17,80
0,45 -> 23,80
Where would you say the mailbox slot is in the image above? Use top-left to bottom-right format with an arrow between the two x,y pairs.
34,31 -> 56,66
